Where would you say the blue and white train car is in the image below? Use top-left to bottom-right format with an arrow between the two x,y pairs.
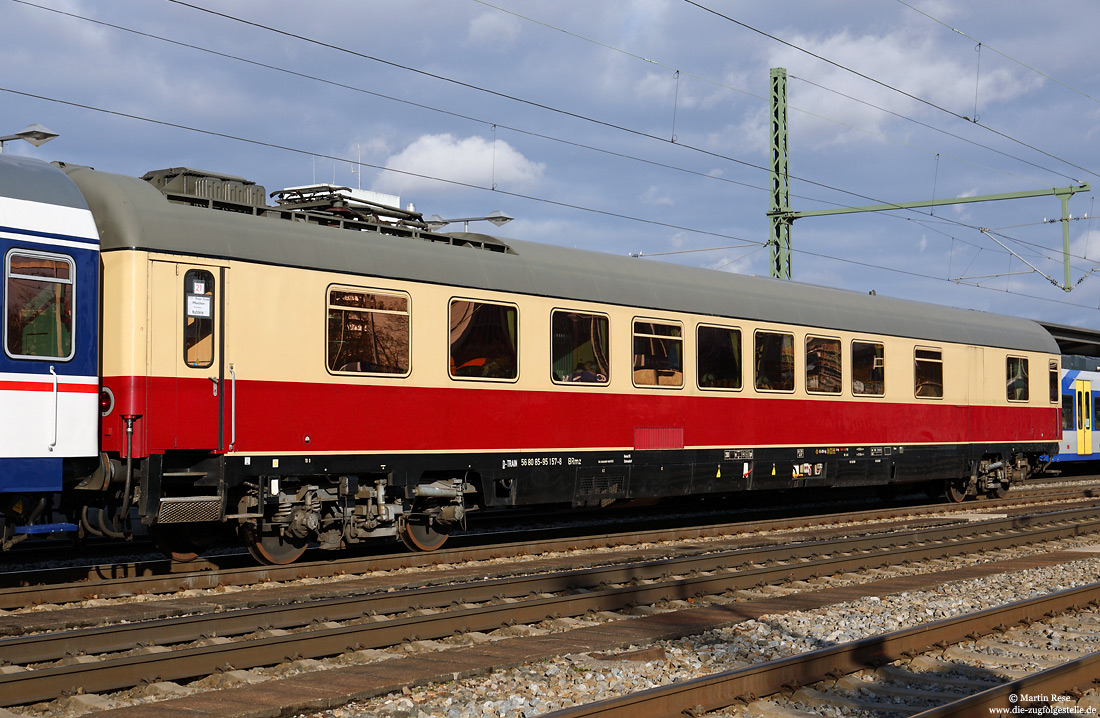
1050,355 -> 1100,463
0,155 -> 100,542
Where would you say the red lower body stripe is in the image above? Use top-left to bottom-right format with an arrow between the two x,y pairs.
100,375 -> 1061,457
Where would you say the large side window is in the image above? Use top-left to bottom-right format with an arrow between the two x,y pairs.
806,335 -> 841,394
551,310 -> 609,384
183,269 -> 215,368
698,325 -> 742,390
5,250 -> 74,360
449,299 -> 518,380
633,320 -> 683,387
1049,360 -> 1059,404
1006,356 -> 1029,402
852,340 -> 885,396
914,347 -> 943,398
754,330 -> 794,392
327,287 -> 410,375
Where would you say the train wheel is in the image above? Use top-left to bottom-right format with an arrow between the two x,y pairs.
397,515 -> 449,552
987,484 -> 1009,500
241,524 -> 307,565
945,480 -> 969,503
152,523 -> 218,562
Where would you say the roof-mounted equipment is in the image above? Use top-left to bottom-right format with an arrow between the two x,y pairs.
142,167 -> 267,213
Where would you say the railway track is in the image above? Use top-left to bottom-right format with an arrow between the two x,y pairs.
2,483 -> 1096,610
3,477 -> 1093,574
2,501 -> 1100,713
544,583 -> 1100,717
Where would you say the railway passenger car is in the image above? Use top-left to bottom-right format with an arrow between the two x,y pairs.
0,155 -> 1062,563
0,156 -> 101,548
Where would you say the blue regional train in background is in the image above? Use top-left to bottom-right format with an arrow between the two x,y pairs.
1039,325 -> 1100,466
1051,355 -> 1100,464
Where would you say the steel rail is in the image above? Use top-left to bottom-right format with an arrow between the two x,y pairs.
2,507 -> 1099,706
0,481 -> 1093,574
912,651 -> 1100,716
2,492 -> 1097,610
6,504 -> 1100,663
541,583 -> 1100,718
5,504 -> 1100,661
2,508 -> 1093,664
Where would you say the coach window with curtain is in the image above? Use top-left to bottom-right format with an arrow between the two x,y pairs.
805,335 -> 842,394
449,299 -> 518,380
327,287 -> 410,375
697,325 -> 742,390
632,320 -> 683,387
851,340 -> 885,396
754,330 -> 794,392
551,310 -> 609,384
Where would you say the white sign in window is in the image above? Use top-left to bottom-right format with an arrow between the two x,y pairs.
187,294 -> 213,318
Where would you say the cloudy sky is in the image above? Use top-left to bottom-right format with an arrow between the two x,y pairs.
4,0 -> 1100,327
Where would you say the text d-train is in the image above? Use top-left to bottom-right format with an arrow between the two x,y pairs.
0,155 -> 1061,563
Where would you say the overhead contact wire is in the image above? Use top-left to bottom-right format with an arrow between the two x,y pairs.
0,85 -> 762,245
470,0 -> 1072,186
681,0 -> 1100,182
159,0 -> 1026,217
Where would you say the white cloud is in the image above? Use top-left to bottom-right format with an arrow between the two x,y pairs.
466,11 -> 522,48
705,251 -> 762,276
708,106 -> 770,155
372,134 -> 544,196
769,27 -> 1043,144
1071,225 -> 1100,263
641,185 -> 675,206
1085,106 -> 1100,141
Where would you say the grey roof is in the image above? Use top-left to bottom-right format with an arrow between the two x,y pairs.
61,163 -> 1059,355
0,155 -> 88,210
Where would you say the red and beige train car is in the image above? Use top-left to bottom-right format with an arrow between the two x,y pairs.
3,159 -> 1061,563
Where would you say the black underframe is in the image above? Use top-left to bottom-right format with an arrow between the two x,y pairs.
147,440 -> 1055,516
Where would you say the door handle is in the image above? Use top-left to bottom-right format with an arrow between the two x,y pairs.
208,376 -> 219,397
48,366 -> 58,452
229,364 -> 236,451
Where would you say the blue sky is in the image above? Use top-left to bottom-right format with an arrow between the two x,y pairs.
4,0 -> 1100,327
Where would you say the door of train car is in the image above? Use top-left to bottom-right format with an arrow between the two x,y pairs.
148,260 -> 227,452
1075,379 -> 1092,456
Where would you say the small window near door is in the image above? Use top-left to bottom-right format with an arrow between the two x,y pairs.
1049,360 -> 1059,403
1062,394 -> 1074,430
1006,356 -> 1029,402
914,347 -> 943,398
183,269 -> 215,368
